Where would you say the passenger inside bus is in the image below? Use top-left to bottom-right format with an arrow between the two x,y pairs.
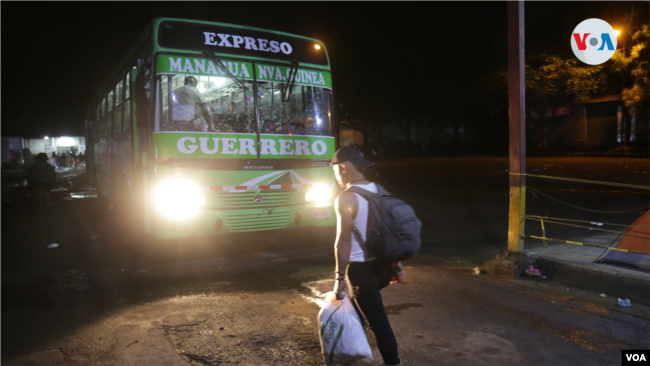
168,76 -> 213,131
160,74 -> 251,133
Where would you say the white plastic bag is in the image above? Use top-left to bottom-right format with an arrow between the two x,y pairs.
318,292 -> 372,365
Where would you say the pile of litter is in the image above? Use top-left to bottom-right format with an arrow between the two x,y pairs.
617,298 -> 632,307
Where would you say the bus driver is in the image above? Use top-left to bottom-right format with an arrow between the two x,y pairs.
172,76 -> 214,131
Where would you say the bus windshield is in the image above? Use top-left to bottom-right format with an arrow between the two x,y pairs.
157,73 -> 333,137
258,82 -> 332,136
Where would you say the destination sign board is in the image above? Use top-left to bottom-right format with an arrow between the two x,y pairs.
156,55 -> 332,89
158,21 -> 329,66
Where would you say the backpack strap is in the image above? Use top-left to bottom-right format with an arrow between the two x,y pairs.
344,185 -> 380,200
343,184 -> 382,246
351,225 -> 365,245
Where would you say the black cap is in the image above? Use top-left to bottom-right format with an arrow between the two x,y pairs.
330,146 -> 375,169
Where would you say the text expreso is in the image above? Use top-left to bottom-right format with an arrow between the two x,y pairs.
204,32 -> 292,55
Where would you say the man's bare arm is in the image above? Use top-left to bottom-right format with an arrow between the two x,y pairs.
200,104 -> 215,130
334,191 -> 357,298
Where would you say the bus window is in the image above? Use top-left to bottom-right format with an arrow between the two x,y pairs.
107,89 -> 114,112
125,71 -> 130,100
115,79 -> 123,106
158,74 -> 254,133
257,82 -> 332,136
123,73 -> 131,131
123,99 -> 131,131
100,96 -> 106,117
106,111 -> 113,138
113,105 -> 123,134
97,115 -> 105,139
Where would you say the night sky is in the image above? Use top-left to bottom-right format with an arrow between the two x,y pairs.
2,2 -> 647,138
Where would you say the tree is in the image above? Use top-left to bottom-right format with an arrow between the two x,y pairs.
612,25 -> 649,109
609,24 -> 649,150
525,55 -> 606,148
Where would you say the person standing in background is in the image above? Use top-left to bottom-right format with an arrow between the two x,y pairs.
29,153 -> 57,206
21,148 -> 34,178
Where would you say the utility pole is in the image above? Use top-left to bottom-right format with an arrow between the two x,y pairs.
507,1 -> 526,253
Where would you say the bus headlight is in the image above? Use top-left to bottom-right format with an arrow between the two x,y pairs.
305,184 -> 333,203
153,178 -> 206,220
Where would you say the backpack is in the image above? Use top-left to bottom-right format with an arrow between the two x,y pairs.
346,184 -> 421,262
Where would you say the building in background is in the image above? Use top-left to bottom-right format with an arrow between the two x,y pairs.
339,123 -> 364,147
530,94 -> 649,150
1,137 -> 24,169
1,136 -> 86,169
25,136 -> 86,157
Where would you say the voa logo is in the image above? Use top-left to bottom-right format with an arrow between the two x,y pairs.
626,354 -> 647,362
622,350 -> 649,364
571,18 -> 617,65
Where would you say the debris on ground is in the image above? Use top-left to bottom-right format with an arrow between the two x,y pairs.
198,330 -> 213,335
524,265 -> 542,278
483,251 -> 519,278
600,293 -> 607,298
472,267 -> 481,276
47,243 -> 59,248
618,298 -> 631,307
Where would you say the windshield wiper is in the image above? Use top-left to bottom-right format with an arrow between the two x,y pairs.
202,49 -> 248,90
281,60 -> 300,104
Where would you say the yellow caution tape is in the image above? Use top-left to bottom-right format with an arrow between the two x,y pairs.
521,215 -> 650,229
524,217 -> 650,240
509,172 -> 650,190
523,234 -> 650,256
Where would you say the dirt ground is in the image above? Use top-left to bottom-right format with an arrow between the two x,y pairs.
5,264 -> 649,366
3,157 -> 649,366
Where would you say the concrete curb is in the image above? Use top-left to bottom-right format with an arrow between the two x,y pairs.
519,251 -> 650,306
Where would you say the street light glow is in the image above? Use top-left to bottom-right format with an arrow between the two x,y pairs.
615,30 -> 621,36
314,44 -> 321,50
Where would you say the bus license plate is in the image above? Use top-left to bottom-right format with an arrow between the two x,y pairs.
311,207 -> 331,220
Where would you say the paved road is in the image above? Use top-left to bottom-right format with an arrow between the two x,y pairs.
2,157 -> 649,365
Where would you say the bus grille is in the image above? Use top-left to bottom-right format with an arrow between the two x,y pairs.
212,191 -> 299,232
224,210 -> 293,232
213,190 -> 297,209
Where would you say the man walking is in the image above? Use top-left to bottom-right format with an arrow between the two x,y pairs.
330,146 -> 404,366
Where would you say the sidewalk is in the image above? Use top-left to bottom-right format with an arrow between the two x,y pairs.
522,233 -> 650,305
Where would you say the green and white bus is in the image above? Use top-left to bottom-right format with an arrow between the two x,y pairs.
86,18 -> 338,240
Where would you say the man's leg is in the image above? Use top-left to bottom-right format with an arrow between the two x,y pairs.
349,263 -> 401,365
